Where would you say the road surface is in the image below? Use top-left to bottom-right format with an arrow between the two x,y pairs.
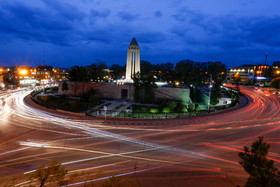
0,86 -> 279,186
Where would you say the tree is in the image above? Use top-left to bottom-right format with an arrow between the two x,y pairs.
233,72 -> 241,92
271,77 -> 280,89
211,79 -> 222,105
239,136 -> 280,187
142,74 -> 157,104
62,81 -> 68,94
188,103 -> 195,112
29,161 -> 68,187
68,66 -> 89,82
88,61 -> 108,82
140,60 -> 153,77
207,61 -> 226,81
110,64 -> 125,80
133,73 -> 141,103
166,101 -> 177,111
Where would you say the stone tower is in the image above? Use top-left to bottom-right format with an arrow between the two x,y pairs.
125,37 -> 140,81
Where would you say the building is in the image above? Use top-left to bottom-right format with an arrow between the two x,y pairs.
227,65 -> 255,84
52,67 -> 69,82
0,68 -> 4,88
0,66 -> 68,87
227,64 -> 269,84
271,61 -> 280,79
125,37 -> 140,81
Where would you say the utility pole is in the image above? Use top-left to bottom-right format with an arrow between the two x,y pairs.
208,74 -> 212,113
104,106 -> 107,120
265,52 -> 268,65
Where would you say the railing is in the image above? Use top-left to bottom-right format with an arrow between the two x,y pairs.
86,102 -> 237,119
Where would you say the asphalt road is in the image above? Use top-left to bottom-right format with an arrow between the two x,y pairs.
0,86 -> 280,187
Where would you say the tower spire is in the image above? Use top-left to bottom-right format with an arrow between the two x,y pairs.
126,38 -> 140,81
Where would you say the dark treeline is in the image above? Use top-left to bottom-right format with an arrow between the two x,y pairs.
68,59 -> 226,85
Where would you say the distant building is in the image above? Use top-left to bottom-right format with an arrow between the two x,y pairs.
0,66 -> 68,87
271,61 -> 280,78
227,64 -> 269,84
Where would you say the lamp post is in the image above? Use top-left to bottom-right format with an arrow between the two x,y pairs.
104,106 -> 107,120
208,74 -> 212,113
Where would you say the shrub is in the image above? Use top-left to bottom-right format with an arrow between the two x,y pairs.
195,106 -> 201,111
140,107 -> 148,112
166,101 -> 177,111
162,107 -> 171,113
150,108 -> 159,113
188,103 -> 195,112
181,107 -> 188,113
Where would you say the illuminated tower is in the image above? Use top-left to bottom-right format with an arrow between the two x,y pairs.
125,37 -> 140,81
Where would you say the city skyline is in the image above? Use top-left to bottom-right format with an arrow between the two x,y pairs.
0,0 -> 280,68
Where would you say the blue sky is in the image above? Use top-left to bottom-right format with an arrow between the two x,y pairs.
0,0 -> 279,68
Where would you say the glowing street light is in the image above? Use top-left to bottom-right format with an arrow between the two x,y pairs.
19,70 -> 28,75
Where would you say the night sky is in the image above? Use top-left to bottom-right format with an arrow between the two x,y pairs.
0,0 -> 279,68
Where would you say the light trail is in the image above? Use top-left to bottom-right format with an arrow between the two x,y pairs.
3,86 -> 280,187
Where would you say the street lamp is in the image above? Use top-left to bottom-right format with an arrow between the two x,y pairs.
208,74 -> 212,113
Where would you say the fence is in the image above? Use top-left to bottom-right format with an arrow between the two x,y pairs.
86,101 -> 237,119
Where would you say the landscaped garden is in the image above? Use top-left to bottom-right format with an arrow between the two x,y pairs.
33,87 -> 102,113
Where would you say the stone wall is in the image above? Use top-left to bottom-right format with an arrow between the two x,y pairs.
154,87 -> 190,104
59,81 -> 190,103
59,81 -> 134,100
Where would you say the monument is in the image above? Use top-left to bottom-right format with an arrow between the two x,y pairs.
125,37 -> 140,81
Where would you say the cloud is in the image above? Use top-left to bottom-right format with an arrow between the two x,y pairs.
170,8 -> 280,50
41,0 -> 86,21
117,11 -> 139,21
136,32 -> 165,44
0,1 -> 84,46
154,11 -> 162,18
90,9 -> 110,19
172,7 -> 205,23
